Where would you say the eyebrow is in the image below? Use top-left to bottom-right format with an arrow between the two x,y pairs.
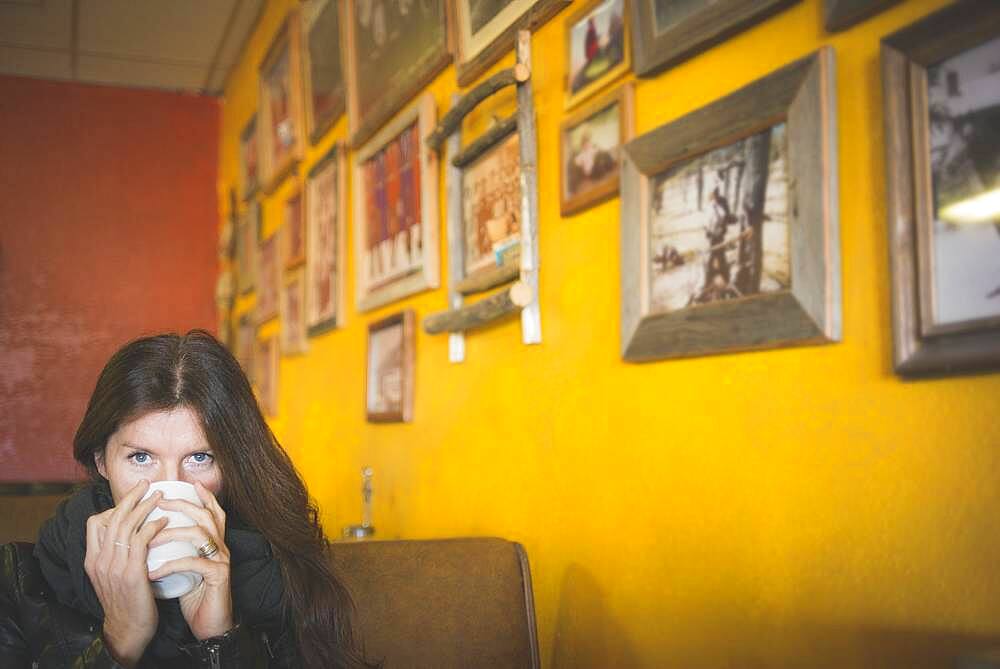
118,442 -> 213,454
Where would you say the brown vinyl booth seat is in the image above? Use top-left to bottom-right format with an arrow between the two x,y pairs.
2,497 -> 540,668
331,537 -> 541,669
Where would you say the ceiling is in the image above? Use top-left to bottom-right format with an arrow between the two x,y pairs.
0,0 -> 265,96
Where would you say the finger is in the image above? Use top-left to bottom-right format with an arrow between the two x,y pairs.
149,526 -> 227,556
148,556 -> 229,582
131,516 -> 170,564
193,481 -> 226,529
116,489 -> 164,540
156,499 -> 219,535
85,513 -> 106,574
104,479 -> 151,543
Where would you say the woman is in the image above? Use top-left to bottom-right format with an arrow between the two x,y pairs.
0,331 -> 374,668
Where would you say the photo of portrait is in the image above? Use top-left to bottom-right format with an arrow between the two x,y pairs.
648,123 -> 789,313
237,313 -> 255,383
257,234 -> 280,323
239,116 -> 259,200
366,311 -> 414,422
306,147 -> 346,334
258,12 -> 304,190
462,132 -> 522,276
280,269 -> 308,355
254,335 -> 279,417
345,0 -> 449,146
568,0 -> 627,100
304,0 -> 345,140
925,35 -> 1000,327
284,190 -> 305,269
264,50 -> 296,169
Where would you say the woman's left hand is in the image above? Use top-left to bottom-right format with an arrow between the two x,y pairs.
147,481 -> 234,640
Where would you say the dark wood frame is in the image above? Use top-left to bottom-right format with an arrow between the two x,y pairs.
630,0 -> 799,77
563,0 -> 631,109
560,82 -> 634,216
824,0 -> 902,32
301,0 -> 346,144
305,143 -> 348,336
881,2 -> 1000,377
365,310 -> 415,423
239,115 -> 260,201
283,186 -> 306,270
258,9 -> 306,193
452,0 -> 569,87
620,48 -> 840,362
343,0 -> 451,148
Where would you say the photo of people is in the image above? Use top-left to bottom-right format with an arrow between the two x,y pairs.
280,270 -> 308,355
306,156 -> 341,331
264,50 -> 295,164
367,321 -> 404,415
564,100 -> 620,202
257,234 -> 280,323
568,0 -> 626,95
926,35 -> 1000,326
462,132 -> 522,275
648,123 -> 790,313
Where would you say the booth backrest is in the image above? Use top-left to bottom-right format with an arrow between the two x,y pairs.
329,537 -> 540,669
0,494 -> 67,543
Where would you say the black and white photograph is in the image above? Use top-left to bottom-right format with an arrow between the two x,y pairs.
648,123 -> 789,313
365,311 -> 414,422
926,35 -> 1000,326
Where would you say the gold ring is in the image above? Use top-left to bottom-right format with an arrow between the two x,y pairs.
197,539 -> 219,559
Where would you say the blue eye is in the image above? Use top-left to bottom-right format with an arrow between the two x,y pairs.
128,452 -> 151,465
189,453 -> 214,465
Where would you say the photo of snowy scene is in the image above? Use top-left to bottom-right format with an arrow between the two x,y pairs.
648,123 -> 790,313
927,35 -> 1000,325
569,0 -> 625,95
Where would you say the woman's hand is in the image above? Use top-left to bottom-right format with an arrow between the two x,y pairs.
148,481 -> 234,640
84,479 -> 169,668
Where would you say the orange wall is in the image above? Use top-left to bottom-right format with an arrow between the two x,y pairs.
0,75 -> 219,481
220,1 -> 1000,666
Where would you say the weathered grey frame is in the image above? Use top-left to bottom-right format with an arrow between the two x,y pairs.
620,47 -> 840,362
824,0 -> 902,32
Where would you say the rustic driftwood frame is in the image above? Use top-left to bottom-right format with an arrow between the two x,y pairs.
258,9 -> 306,193
423,31 -> 542,362
239,115 -> 260,201
560,82 -> 634,217
305,143 -> 348,336
366,310 -> 415,423
452,0 -> 569,87
631,0 -> 799,77
301,0 -> 346,144
620,47 -> 840,362
564,0 -> 631,110
824,0 -> 902,32
882,3 -> 1000,377
343,0 -> 451,148
352,93 -> 440,312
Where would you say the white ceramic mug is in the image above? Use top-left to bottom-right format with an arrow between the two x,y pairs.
141,481 -> 204,599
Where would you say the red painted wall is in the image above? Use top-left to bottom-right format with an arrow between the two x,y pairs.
0,75 -> 219,482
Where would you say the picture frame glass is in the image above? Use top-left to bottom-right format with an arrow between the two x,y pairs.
461,132 -> 522,276
307,0 -> 345,130
285,192 -> 305,269
568,0 -> 626,97
264,46 -> 297,168
280,270 -> 308,354
648,123 -> 790,313
367,321 -> 405,415
926,36 -> 1000,327
652,0 -> 706,35
257,235 -> 279,322
564,98 -> 621,202
307,155 -> 342,331
240,117 -> 259,197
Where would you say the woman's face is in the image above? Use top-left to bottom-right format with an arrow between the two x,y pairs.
96,406 -> 222,503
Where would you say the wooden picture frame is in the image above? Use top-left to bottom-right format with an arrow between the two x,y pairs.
620,48 -> 840,362
280,267 -> 309,356
882,3 -> 1000,377
239,116 -> 260,201
302,0 -> 346,144
254,335 -> 279,417
824,0 -> 902,33
343,0 -> 450,148
452,0 -> 569,87
257,233 -> 280,324
366,310 -> 415,423
560,82 -> 634,216
283,187 -> 306,270
306,144 -> 348,336
236,313 -> 255,384
352,93 -> 439,312
630,0 -> 799,77
236,202 -> 261,295
259,9 -> 305,193
564,0 -> 630,110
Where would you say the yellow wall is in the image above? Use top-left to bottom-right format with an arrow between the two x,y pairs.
219,1 -> 1000,666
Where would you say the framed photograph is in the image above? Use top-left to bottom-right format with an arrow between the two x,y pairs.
882,4 -> 1000,377
280,268 -> 309,355
259,9 -> 305,192
452,0 -> 570,86
565,0 -> 630,109
254,335 -> 279,417
236,203 -> 261,295
824,0 -> 902,33
560,83 -> 634,216
366,310 -> 415,423
620,48 -> 840,362
239,115 -> 260,200
257,234 -> 280,324
302,0 -> 346,143
462,130 -> 523,278
631,0 -> 799,77
343,0 -> 450,148
283,188 -> 306,270
236,313 -> 255,383
353,93 -> 439,312
306,144 -> 348,335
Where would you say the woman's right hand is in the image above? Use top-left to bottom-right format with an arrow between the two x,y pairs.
84,479 -> 169,668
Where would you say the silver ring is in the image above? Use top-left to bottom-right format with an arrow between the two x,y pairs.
197,539 -> 219,559
113,541 -> 131,551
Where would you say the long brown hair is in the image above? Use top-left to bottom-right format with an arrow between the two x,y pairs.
73,330 -> 373,668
